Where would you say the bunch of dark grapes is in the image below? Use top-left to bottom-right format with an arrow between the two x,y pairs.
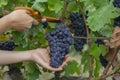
99,54 -> 108,68
113,0 -> 120,8
95,35 -> 105,45
113,16 -> 120,27
69,12 -> 87,51
0,40 -> 16,51
113,0 -> 120,27
95,35 -> 108,68
46,23 -> 73,68
95,39 -> 104,45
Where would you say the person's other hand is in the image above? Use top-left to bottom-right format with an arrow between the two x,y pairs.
5,10 -> 39,31
30,48 -> 71,71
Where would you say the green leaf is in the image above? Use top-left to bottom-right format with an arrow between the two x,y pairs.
35,0 -> 47,2
91,0 -> 108,8
67,1 -> 78,12
26,62 -> 39,74
99,45 -> 106,56
0,0 -> 8,7
90,44 -> 100,60
64,60 -> 80,76
87,2 -> 119,31
37,32 -> 48,47
28,70 -> 40,80
81,51 -> 89,64
93,59 -> 102,77
83,60 -> 90,73
32,2 -> 46,12
99,25 -> 113,37
48,0 -> 63,13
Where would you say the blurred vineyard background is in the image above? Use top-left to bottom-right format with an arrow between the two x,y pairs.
0,0 -> 120,80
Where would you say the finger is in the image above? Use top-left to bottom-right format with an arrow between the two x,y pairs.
18,10 -> 39,25
46,47 -> 50,53
41,52 -> 50,64
32,19 -> 39,25
15,10 -> 30,14
44,65 -> 63,71
59,56 -> 71,68
26,23 -> 33,29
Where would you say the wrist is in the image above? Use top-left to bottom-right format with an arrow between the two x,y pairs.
24,50 -> 33,61
26,50 -> 37,62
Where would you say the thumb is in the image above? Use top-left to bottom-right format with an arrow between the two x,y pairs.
33,19 -> 39,25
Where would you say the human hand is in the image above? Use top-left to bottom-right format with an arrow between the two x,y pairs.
30,48 -> 71,71
4,10 -> 39,31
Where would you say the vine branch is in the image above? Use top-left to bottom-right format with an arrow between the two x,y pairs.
103,48 -> 119,75
60,1 -> 69,20
75,0 -> 93,79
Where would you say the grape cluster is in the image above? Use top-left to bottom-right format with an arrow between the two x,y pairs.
69,12 -> 87,51
46,23 -> 73,68
95,35 -> 108,68
113,16 -> 120,27
0,40 -> 16,51
95,39 -> 104,45
113,0 -> 120,8
99,54 -> 108,68
113,0 -> 120,28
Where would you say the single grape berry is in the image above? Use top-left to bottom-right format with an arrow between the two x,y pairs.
46,23 -> 73,68
69,12 -> 87,52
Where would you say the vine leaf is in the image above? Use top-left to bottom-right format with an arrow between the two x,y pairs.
90,44 -> 106,60
32,2 -> 46,12
35,0 -> 48,2
64,60 -> 80,76
87,2 -> 119,31
99,25 -> 113,37
25,62 -> 40,80
47,0 -> 63,13
91,0 -> 108,9
94,59 -> 102,77
0,0 -> 8,7
90,44 -> 100,60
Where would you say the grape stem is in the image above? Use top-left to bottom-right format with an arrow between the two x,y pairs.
59,1 -> 69,20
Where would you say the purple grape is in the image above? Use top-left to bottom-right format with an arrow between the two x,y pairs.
69,12 -> 87,51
